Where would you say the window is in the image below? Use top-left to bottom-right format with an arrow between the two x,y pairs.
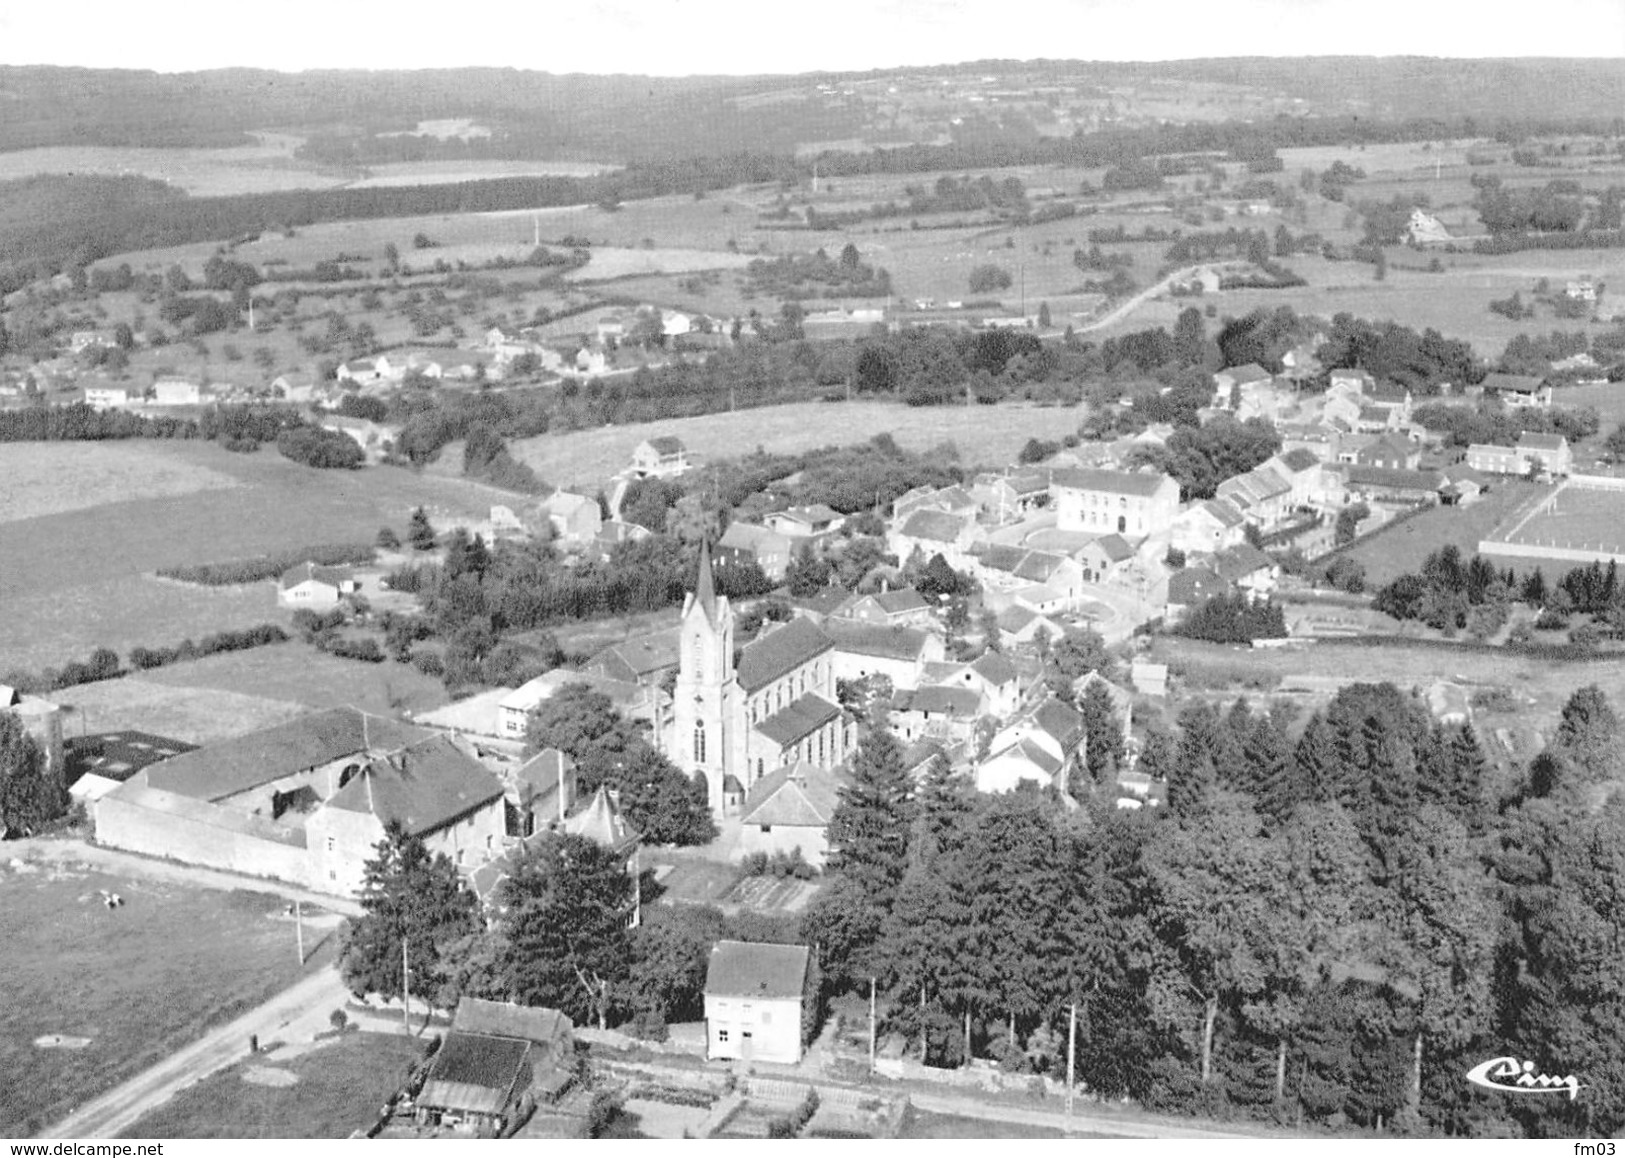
329,870 -> 336,881
694,720 -> 706,763
717,1029 -> 729,1043
757,758 -> 764,779
326,837 -> 335,853
760,825 -> 773,834
485,834 -> 493,851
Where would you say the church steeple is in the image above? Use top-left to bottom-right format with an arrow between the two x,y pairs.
694,539 -> 718,623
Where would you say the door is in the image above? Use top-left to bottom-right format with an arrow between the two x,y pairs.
741,1029 -> 754,1062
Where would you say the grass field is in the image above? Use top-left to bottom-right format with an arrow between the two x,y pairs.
1339,480 -> 1541,586
898,1109 -> 1067,1139
0,442 -> 506,670
0,136 -> 345,197
1491,481 -> 1625,555
52,645 -> 450,745
509,399 -> 1088,494
0,442 -> 244,524
0,862 -> 336,1135
120,1031 -> 422,1139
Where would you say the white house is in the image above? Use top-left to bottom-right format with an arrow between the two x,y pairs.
704,941 -> 810,1065
737,761 -> 841,868
277,563 -> 356,609
976,697 -> 1082,794
1050,469 -> 1180,539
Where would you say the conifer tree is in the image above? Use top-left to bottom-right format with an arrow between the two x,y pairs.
825,725 -> 915,911
915,753 -> 974,863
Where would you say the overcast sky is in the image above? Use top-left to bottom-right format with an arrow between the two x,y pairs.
1,0 -> 1622,74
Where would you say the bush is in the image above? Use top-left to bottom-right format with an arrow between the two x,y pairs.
325,637 -> 385,663
158,542 -> 374,586
276,426 -> 365,469
376,526 -> 401,551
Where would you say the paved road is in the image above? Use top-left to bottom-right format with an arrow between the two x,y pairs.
1074,265 -> 1212,335
44,966 -> 353,1139
908,1090 -> 1267,1140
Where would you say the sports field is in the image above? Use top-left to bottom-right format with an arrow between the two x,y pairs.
1489,481 -> 1625,558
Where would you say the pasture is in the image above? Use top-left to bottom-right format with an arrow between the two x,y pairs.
0,441 -> 242,524
0,861 -> 335,1135
120,1031 -> 422,1139
0,442 -> 503,670
1338,480 -> 1540,586
0,136 -> 342,197
508,399 -> 1088,494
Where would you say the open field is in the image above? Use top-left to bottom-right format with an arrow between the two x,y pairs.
0,136 -> 347,197
0,861 -> 336,1135
1492,481 -> 1625,557
351,159 -> 617,186
510,399 -> 1087,494
0,441 -> 243,524
899,1108 -> 1066,1139
120,1031 -> 422,1139
0,441 -> 506,670
1339,479 -> 1541,586
50,645 -> 451,744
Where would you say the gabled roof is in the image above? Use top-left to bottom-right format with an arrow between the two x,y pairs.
512,748 -> 573,807
643,435 -> 685,455
323,734 -> 506,837
562,785 -> 639,854
420,1032 -> 530,1111
1517,432 -> 1568,452
1013,550 -> 1070,583
741,760 -> 841,828
738,617 -> 833,693
705,940 -> 810,999
1357,405 -> 1391,423
1050,468 -> 1175,498
144,708 -> 429,802
278,561 -> 350,590
970,651 -> 1018,686
1088,533 -> 1135,563
587,628 -> 682,682
755,693 -> 842,748
1481,372 -> 1545,394
1221,362 -> 1271,385
1217,465 -> 1291,506
776,503 -> 843,526
1343,466 -> 1447,491
897,509 -> 971,543
719,521 -> 792,554
1358,435 -> 1413,460
985,737 -> 1062,776
871,588 -> 930,615
895,685 -> 984,717
452,998 -> 572,1048
1030,697 -> 1083,747
1214,543 -> 1275,582
824,620 -> 931,663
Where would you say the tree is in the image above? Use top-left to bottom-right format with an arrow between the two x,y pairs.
623,905 -> 728,1023
839,243 -> 861,271
968,264 -> 1014,293
1077,679 -> 1125,789
914,754 -> 974,864
340,820 -> 480,1007
497,832 -> 634,1029
786,541 -> 833,597
1038,302 -> 1052,328
376,526 -> 400,551
825,727 -> 914,912
0,715 -> 63,838
408,507 -> 436,551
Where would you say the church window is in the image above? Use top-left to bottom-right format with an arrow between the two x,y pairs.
694,721 -> 706,763
818,730 -> 825,762
757,758 -> 764,779
691,636 -> 704,678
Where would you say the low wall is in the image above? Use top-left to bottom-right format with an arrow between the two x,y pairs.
1479,539 -> 1625,565
96,788 -> 314,890
1569,474 -> 1625,491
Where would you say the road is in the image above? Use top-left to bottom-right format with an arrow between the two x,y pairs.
1074,265 -> 1212,335
908,1090 -> 1269,1140
44,966 -> 353,1140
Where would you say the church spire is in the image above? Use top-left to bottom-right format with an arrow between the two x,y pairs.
694,539 -> 718,622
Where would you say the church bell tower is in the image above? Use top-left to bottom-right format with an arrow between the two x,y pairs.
673,543 -> 735,815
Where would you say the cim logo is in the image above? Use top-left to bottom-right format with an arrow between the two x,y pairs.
1466,1056 -> 1584,1100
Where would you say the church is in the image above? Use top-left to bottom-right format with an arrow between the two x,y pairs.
672,545 -> 852,816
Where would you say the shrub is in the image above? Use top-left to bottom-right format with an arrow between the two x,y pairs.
276,426 -> 365,469
158,542 -> 374,586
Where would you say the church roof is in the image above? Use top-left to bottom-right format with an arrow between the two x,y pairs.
737,618 -> 832,694
755,693 -> 842,749
692,541 -> 718,622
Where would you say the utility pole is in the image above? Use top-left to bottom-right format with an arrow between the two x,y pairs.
248,297 -> 256,332
1067,1003 -> 1077,1122
402,937 -> 411,1037
294,899 -> 304,965
868,978 -> 877,1073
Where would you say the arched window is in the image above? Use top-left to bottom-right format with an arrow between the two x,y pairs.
690,636 -> 704,678
756,758 -> 764,779
693,720 -> 706,764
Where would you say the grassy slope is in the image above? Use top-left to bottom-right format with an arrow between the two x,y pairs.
120,1031 -> 423,1139
0,867 -> 336,1135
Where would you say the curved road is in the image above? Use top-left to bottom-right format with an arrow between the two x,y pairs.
45,967 -> 352,1139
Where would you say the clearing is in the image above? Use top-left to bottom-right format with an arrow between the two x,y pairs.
510,399 -> 1087,494
119,1031 -> 423,1139
0,861 -> 336,1135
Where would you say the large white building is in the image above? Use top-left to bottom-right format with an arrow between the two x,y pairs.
1050,469 -> 1180,538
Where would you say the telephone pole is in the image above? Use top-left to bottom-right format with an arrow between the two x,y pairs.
402,937 -> 411,1037
1067,1002 -> 1077,1122
868,978 -> 877,1073
294,899 -> 304,965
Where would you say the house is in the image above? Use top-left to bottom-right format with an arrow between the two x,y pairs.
630,436 -> 690,479
1407,209 -> 1454,248
1480,372 -> 1549,409
1565,280 -> 1597,303
151,378 -> 202,406
337,356 -> 391,386
1171,498 -> 1249,556
717,522 -> 794,583
1517,433 -> 1572,476
704,941 -> 811,1065
84,386 -> 133,410
541,491 -> 602,546
1130,661 -> 1169,697
996,605 -> 1066,650
1338,465 -> 1447,504
1213,544 -> 1279,601
415,998 -> 575,1135
1439,465 -> 1486,506
1050,469 -> 1180,539
889,685 -> 985,747
893,484 -> 980,522
276,562 -> 357,609
1166,567 -> 1227,621
505,748 -> 577,837
764,505 -> 845,540
1215,464 -> 1293,529
496,670 -> 666,743
834,588 -> 933,628
737,760 -> 841,867
1268,448 -> 1327,507
976,697 -> 1083,794
972,472 -> 1050,522
1077,533 -> 1135,583
1212,363 -> 1272,403
925,651 -> 1022,719
1465,443 -> 1525,475
825,621 -> 944,691
1356,435 -> 1421,472
585,628 -> 683,687
888,508 -> 979,570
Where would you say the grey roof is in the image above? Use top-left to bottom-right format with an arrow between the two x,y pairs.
825,620 -> 931,662
720,521 -> 792,554
1089,533 -> 1135,563
452,998 -> 573,1047
323,734 -> 506,838
896,685 -> 984,717
1222,362 -> 1271,384
1517,432 -> 1568,452
741,761 -> 841,828
738,617 -> 833,693
705,940 -> 810,999
278,561 -> 351,590
871,588 -> 929,614
1168,567 -> 1226,605
898,508 -> 970,543
587,628 -> 682,682
562,785 -> 639,854
1050,468 -> 1175,498
755,693 -> 842,748
645,435 -> 685,455
1214,544 -> 1275,582
420,1032 -> 530,1111
1343,466 -> 1446,491
144,708 -> 429,802
970,651 -> 1018,687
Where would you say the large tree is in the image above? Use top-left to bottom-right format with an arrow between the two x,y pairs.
0,715 -> 63,838
341,820 -> 480,1007
824,726 -> 914,910
497,832 -> 634,1029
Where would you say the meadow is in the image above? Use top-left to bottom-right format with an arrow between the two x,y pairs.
0,442 -> 503,669
1493,481 -> 1625,556
0,136 -> 342,197
0,442 -> 242,523
0,862 -> 336,1135
508,398 -> 1088,494
1338,479 -> 1540,586
120,1031 -> 422,1139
